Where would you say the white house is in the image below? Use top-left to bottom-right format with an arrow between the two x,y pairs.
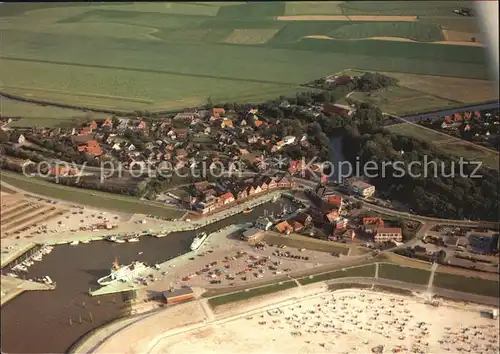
127,144 -> 136,151
112,143 -> 121,151
283,136 -> 296,145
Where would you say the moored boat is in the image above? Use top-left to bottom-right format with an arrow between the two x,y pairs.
190,232 -> 209,251
243,208 -> 253,214
97,257 -> 148,286
127,237 -> 140,243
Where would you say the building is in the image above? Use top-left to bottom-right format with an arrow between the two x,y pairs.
283,136 -> 296,145
362,217 -> 385,233
242,228 -> 264,244
348,179 -> 375,198
255,217 -> 273,231
323,103 -> 354,117
335,218 -> 348,230
161,287 -> 194,305
212,107 -> 225,118
275,221 -> 293,234
373,227 -> 402,243
219,192 -> 235,205
77,140 -> 102,157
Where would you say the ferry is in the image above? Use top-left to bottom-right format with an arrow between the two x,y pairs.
127,237 -> 140,243
190,232 -> 209,251
97,257 -> 148,286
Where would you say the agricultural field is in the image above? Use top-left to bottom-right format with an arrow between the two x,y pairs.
0,172 -> 186,218
387,124 -> 499,170
0,1 -> 493,115
0,98 -> 108,128
0,193 -> 69,238
349,86 -> 460,116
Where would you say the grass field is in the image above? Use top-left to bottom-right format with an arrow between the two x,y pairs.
433,272 -> 500,298
207,281 -> 297,308
297,264 -> 376,285
0,172 -> 186,218
0,1 -> 493,115
378,263 -> 431,285
387,124 -> 499,169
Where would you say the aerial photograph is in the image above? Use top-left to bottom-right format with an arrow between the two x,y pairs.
0,1 -> 499,353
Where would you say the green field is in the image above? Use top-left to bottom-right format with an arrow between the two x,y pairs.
387,124 -> 500,170
207,281 -> 297,308
298,264 -> 376,285
378,263 -> 431,285
0,171 -> 186,218
350,85 -> 459,115
0,1 -> 491,115
433,272 -> 500,298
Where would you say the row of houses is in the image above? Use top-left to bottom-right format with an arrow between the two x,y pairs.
187,175 -> 295,214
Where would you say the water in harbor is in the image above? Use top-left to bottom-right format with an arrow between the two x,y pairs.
1,198 -> 295,353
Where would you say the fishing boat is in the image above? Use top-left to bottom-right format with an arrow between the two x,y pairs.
190,232 -> 209,251
127,237 -> 140,243
106,236 -> 125,243
272,194 -> 279,202
70,240 -> 79,246
243,208 -> 253,214
97,257 -> 148,286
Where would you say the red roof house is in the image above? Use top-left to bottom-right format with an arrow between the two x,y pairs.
77,140 -> 102,156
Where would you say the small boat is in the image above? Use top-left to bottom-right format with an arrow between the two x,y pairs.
6,272 -> 18,278
243,208 -> 253,214
81,240 -> 90,244
127,237 -> 140,243
272,195 -> 279,202
138,251 -> 143,255
70,241 -> 79,246
114,239 -> 126,244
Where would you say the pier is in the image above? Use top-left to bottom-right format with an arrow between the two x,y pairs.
1,275 -> 54,306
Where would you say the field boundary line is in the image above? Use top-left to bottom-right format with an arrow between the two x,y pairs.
2,85 -> 154,104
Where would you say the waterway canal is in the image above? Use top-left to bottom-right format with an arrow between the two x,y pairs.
1,198 -> 295,353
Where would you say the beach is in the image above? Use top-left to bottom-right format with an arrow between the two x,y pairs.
150,289 -> 499,354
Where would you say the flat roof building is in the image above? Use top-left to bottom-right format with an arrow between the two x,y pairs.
162,287 -> 194,305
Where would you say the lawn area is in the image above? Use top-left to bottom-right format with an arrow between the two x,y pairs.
262,233 -> 350,255
433,272 -> 500,298
378,263 -> 431,285
0,171 -> 186,218
350,85 -> 460,116
298,264 -> 376,285
207,280 -> 297,308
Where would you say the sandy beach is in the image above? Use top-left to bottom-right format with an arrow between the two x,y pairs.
151,289 -> 499,354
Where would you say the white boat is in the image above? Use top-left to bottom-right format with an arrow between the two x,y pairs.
70,241 -> 79,246
107,236 -> 126,243
97,257 -> 148,286
114,239 -> 126,244
127,237 -> 140,243
6,272 -> 18,278
190,232 -> 209,251
272,195 -> 279,202
81,240 -> 90,244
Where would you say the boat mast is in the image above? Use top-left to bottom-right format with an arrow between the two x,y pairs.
112,256 -> 119,270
